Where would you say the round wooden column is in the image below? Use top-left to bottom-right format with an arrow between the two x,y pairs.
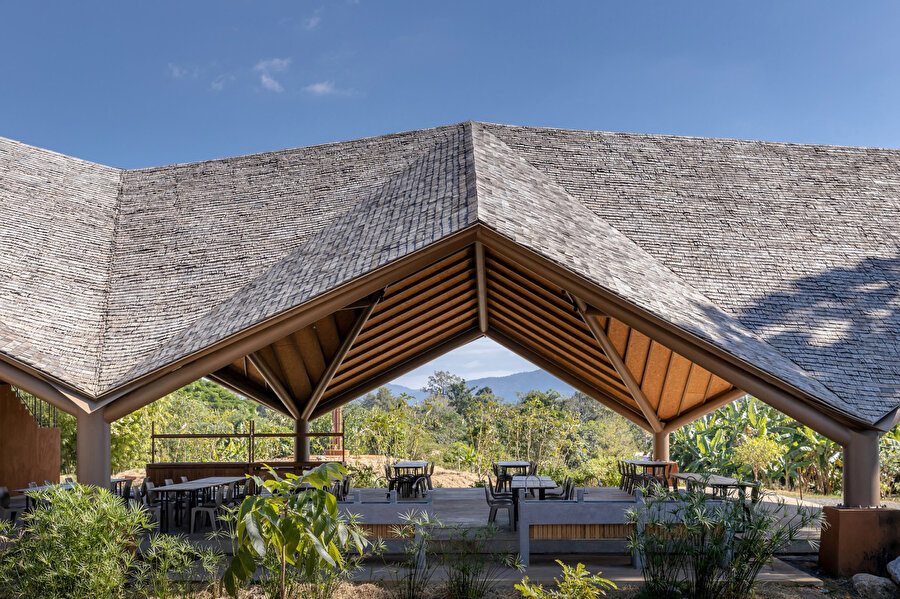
76,408 -> 111,488
843,429 -> 880,507
653,431 -> 670,462
294,418 -> 310,463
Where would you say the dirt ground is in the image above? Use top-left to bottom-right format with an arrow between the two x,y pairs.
288,580 -> 854,598
345,455 -> 481,488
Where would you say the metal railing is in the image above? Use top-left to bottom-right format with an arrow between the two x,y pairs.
150,420 -> 345,464
13,387 -> 58,428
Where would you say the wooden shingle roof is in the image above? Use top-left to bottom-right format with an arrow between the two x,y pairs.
0,122 -> 897,427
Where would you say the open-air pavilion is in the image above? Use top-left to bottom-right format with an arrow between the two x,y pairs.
1,121 -> 898,571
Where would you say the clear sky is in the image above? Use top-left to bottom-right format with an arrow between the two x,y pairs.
2,1 -> 898,388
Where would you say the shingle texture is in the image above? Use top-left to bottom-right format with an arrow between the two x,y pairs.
0,122 -> 897,425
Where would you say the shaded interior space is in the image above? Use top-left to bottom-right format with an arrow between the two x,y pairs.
2,121 -> 899,577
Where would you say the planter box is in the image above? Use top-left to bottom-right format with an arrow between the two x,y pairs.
819,506 -> 900,576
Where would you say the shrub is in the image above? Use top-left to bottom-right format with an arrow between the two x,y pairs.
222,463 -> 369,599
442,525 -> 521,599
133,533 -> 223,599
1,483 -> 151,599
347,462 -> 381,488
627,483 -> 821,599
733,436 -> 780,483
516,560 -> 616,598
389,509 -> 441,599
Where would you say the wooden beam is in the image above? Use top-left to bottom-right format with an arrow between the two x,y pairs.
248,352 -> 301,420
100,227 -> 478,421
206,370 -> 291,417
662,388 -> 747,434
475,241 -> 489,333
477,226 -> 860,443
487,329 -> 653,432
572,295 -> 664,433
300,293 -> 382,421
311,328 -> 483,419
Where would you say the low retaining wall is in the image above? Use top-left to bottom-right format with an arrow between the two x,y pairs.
820,506 -> 900,576
518,488 -> 640,567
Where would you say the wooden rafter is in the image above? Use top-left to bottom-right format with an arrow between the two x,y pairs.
311,328 -> 482,419
475,242 -> 488,333
248,352 -> 301,420
572,295 -> 664,433
300,293 -> 382,421
207,369 -> 291,417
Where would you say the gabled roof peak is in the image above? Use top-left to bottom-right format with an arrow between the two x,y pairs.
0,123 -> 897,426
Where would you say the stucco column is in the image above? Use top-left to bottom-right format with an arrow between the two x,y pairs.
653,431 -> 670,462
294,418 -> 310,463
76,408 -> 111,488
843,429 -> 880,508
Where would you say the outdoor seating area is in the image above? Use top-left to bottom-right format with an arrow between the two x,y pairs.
381,460 -> 433,498
477,458 -> 767,532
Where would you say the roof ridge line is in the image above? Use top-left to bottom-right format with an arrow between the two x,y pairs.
93,169 -> 128,395
99,126 -> 471,394
469,125 -> 849,412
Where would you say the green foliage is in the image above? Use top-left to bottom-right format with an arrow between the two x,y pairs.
442,525 -> 522,599
672,397 -> 848,497
627,484 -> 821,599
515,560 -> 616,598
732,436 -> 780,482
133,533 -> 223,599
0,484 -> 151,599
347,462 -> 381,488
388,509 -> 441,599
345,383 -> 648,478
222,463 -> 368,599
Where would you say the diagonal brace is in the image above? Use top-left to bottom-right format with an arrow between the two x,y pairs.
571,294 -> 664,433
248,352 -> 301,420
300,292 -> 382,421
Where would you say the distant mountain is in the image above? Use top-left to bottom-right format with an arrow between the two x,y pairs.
377,369 -> 575,403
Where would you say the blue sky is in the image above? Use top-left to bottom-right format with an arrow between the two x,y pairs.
2,1 -> 898,388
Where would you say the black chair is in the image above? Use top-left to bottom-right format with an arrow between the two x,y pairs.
482,480 -> 513,529
424,462 -> 435,490
0,487 -> 25,523
546,477 -> 573,500
492,464 -> 512,493
120,480 -> 133,503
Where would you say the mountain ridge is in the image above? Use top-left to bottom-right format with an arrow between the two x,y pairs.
379,369 -> 575,403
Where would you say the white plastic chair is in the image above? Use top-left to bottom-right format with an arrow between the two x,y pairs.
191,485 -> 225,533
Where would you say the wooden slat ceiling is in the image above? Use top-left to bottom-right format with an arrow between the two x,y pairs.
209,243 -> 740,431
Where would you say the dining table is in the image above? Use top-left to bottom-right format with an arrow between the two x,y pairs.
152,476 -> 246,532
392,461 -> 429,475
509,475 -> 559,529
496,460 -> 530,476
672,472 -> 760,500
620,459 -> 674,477
14,482 -> 76,510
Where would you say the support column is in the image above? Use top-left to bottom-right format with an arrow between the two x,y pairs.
294,418 -> 310,464
76,409 -> 110,488
653,431 -> 670,462
843,429 -> 880,507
